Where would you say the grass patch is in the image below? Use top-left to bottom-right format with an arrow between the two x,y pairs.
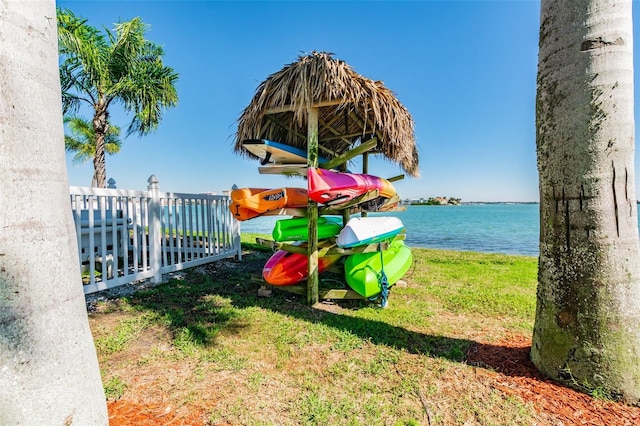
240,232 -> 275,252
410,249 -> 536,333
90,245 -> 542,425
94,312 -> 157,354
103,375 -> 127,400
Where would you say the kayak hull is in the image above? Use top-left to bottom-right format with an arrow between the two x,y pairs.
307,167 -> 396,207
263,247 -> 341,286
337,216 -> 404,248
230,187 -> 307,221
344,240 -> 412,298
272,216 -> 343,242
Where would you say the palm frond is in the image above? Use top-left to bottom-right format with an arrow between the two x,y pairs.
57,8 -> 108,95
57,8 -> 179,158
115,45 -> 179,136
64,115 -> 122,163
107,17 -> 147,82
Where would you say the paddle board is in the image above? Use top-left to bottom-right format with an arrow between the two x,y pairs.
242,139 -> 328,165
337,216 -> 404,248
344,239 -> 413,298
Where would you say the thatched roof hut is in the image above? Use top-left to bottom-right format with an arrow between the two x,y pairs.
234,51 -> 419,177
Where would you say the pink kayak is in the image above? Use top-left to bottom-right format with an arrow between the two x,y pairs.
307,167 -> 397,206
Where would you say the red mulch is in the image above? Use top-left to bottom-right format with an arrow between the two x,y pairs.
107,334 -> 640,425
108,400 -> 212,426
467,334 -> 640,425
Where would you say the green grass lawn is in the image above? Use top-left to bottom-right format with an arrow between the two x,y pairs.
90,235 -> 542,425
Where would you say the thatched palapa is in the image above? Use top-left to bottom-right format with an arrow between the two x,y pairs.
234,51 -> 419,177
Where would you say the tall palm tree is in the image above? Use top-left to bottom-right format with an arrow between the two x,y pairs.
0,1 -> 108,423
57,8 -> 178,187
533,0 -> 640,403
65,116 -> 121,186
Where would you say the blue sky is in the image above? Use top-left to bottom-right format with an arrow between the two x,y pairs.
56,0 -> 639,202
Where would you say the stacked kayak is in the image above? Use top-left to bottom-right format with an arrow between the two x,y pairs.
263,242 -> 341,286
264,215 -> 412,297
344,239 -> 413,298
273,216 -> 342,242
307,167 -> 397,208
338,216 -> 410,299
235,139 -> 413,299
337,216 -> 404,248
229,187 -> 307,221
264,216 -> 343,286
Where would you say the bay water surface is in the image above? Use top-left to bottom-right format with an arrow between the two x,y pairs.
239,203 -> 640,257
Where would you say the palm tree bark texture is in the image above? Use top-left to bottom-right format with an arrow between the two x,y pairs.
0,1 -> 108,423
533,0 -> 640,403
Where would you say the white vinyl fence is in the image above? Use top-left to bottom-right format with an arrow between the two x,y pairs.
70,175 -> 242,294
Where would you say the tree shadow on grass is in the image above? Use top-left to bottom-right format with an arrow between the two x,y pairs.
467,338 -> 539,379
124,251 -> 535,377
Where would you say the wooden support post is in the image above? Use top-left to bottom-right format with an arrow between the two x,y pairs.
362,152 -> 369,217
363,152 -> 369,174
307,106 -> 319,305
388,174 -> 405,182
340,153 -> 351,225
320,138 -> 377,171
341,205 -> 351,224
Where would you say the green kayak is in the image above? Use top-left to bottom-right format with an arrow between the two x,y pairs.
344,239 -> 413,298
272,216 -> 343,242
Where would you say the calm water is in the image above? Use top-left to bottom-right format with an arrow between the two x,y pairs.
389,204 -> 540,256
239,203 -> 640,257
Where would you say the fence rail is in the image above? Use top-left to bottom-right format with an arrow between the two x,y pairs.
70,176 -> 241,294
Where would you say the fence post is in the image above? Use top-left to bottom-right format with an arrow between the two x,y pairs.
148,175 -> 162,284
231,216 -> 242,261
106,178 -> 116,212
224,189 -> 242,261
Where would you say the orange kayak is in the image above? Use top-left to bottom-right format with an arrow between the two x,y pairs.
230,187 -> 308,221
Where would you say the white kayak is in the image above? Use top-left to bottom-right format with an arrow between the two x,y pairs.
336,216 -> 405,248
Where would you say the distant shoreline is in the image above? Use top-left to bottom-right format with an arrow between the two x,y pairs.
463,201 -> 539,205
405,201 -> 540,205
408,200 -> 640,205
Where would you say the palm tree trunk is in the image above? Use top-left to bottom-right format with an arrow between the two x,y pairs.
92,102 -> 109,188
533,0 -> 640,404
0,1 -> 108,423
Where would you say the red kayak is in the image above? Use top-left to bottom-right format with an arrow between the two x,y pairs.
262,245 -> 341,286
307,167 -> 397,207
